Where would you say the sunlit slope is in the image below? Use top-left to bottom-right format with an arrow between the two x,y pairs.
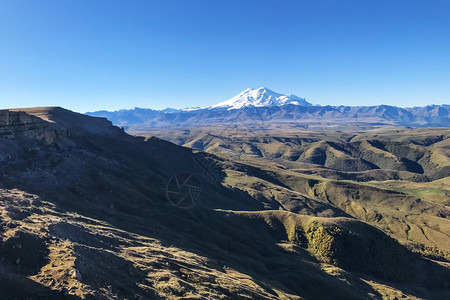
223,158 -> 450,258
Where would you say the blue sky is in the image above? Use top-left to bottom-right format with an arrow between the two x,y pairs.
0,0 -> 449,112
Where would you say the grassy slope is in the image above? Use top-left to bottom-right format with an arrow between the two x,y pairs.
141,126 -> 450,293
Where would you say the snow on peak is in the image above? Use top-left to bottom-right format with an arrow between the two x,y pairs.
210,87 -> 311,110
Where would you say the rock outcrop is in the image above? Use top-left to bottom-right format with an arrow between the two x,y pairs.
0,109 -> 65,145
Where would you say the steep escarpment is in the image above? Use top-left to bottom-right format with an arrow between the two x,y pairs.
0,109 -> 65,145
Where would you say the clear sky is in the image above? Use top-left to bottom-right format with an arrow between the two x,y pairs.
0,0 -> 449,112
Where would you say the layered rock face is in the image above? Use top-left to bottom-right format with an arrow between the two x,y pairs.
0,107 -> 121,145
0,110 -> 63,145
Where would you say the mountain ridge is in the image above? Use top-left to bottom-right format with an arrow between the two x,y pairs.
86,88 -> 450,128
87,103 -> 450,129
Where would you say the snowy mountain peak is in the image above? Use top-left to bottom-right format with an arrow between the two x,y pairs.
210,87 -> 311,110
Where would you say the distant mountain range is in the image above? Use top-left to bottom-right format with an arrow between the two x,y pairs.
87,88 -> 450,129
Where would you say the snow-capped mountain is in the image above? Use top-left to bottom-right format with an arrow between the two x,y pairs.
86,87 -> 450,128
209,87 -> 311,110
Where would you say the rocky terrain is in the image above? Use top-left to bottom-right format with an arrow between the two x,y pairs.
1,107 -> 450,299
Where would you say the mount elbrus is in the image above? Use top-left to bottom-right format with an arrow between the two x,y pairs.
87,87 -> 450,129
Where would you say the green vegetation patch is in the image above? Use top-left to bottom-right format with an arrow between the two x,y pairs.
302,219 -> 416,282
